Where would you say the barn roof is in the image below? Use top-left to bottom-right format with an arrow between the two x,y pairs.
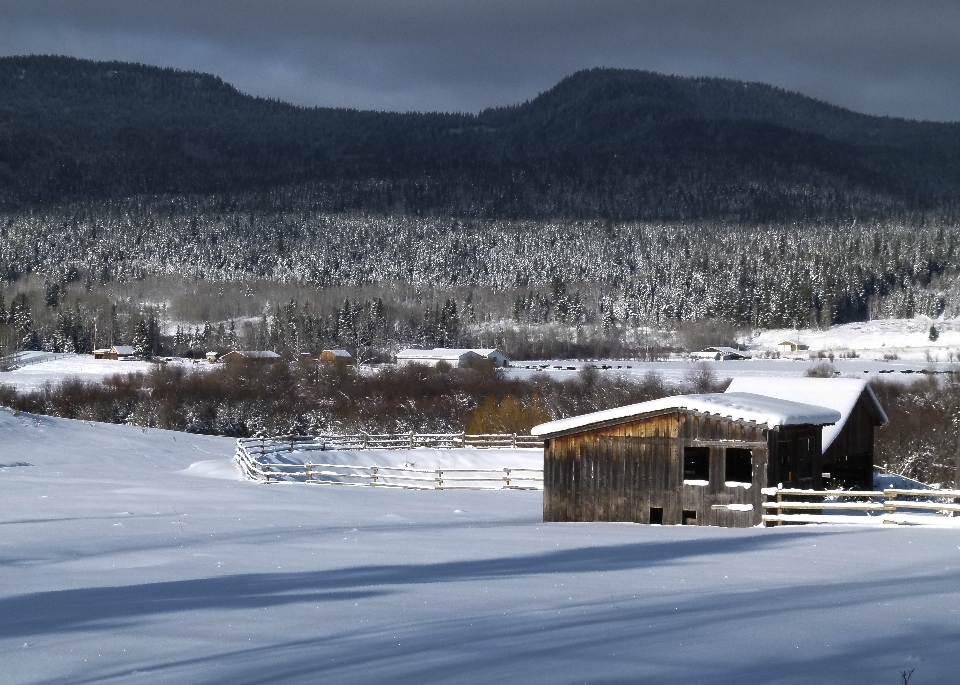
396,348 -> 484,360
232,350 -> 281,359
531,392 -> 841,439
110,345 -> 135,356
323,349 -> 353,358
724,377 -> 888,451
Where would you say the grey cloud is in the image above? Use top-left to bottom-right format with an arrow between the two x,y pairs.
0,0 -> 958,120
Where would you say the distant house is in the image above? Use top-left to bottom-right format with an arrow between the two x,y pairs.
94,345 -> 136,360
220,350 -> 281,363
205,351 -> 219,363
532,392 -> 841,527
725,377 -> 888,490
690,346 -> 751,361
319,349 -> 354,364
777,340 -> 810,353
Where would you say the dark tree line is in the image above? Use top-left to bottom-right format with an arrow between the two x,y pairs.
3,57 -> 960,221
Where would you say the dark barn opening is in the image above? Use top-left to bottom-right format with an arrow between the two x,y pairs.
683,446 -> 710,481
725,448 -> 753,483
682,510 -> 697,525
649,507 -> 664,525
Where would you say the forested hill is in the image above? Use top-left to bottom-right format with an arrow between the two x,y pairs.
2,54 -> 960,221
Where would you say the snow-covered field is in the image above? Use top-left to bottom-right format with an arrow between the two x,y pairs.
0,354 -> 207,392
2,408 -> 960,684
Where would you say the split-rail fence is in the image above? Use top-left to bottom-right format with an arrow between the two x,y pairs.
234,433 -> 544,490
763,487 -> 960,525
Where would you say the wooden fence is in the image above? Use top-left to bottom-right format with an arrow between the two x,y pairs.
763,488 -> 960,525
234,433 -> 544,490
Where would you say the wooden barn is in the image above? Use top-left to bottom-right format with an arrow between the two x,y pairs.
220,350 -> 281,363
725,378 -> 888,490
320,349 -> 354,364
531,393 -> 841,528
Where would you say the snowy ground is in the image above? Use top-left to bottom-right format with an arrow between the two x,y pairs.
753,317 -> 960,362
506,356 -> 956,385
0,354 -> 208,392
2,409 -> 960,684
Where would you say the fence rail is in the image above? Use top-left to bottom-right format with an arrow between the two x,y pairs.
763,487 -> 960,524
235,433 -> 544,490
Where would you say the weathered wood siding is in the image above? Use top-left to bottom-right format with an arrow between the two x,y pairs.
543,410 -> 783,528
822,395 -> 876,490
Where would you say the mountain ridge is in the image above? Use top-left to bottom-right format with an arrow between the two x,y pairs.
1,55 -> 959,220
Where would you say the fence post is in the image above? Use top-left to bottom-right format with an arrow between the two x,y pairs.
883,488 -> 898,524
260,437 -> 265,457
776,490 -> 783,526
372,466 -> 378,485
436,469 -> 443,489
410,432 -> 414,450
504,467 -> 511,488
362,433 -> 368,450
290,437 -> 294,452
512,433 -> 517,448
305,464 -> 312,482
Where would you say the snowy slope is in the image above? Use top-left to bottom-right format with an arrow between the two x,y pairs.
2,409 -> 960,684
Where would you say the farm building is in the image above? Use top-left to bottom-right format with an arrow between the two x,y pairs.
777,340 -> 810,353
725,377 -> 888,490
220,350 -> 281,363
690,346 -> 751,361
205,351 -> 219,363
531,393 -> 841,528
93,345 -> 136,360
320,349 -> 354,364
396,348 -> 509,368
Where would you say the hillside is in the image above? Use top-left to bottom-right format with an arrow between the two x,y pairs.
2,56 -> 960,220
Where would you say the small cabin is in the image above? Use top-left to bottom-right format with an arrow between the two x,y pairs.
725,378 -> 888,490
220,350 -> 281,364
531,393 -> 841,528
320,349 -> 354,364
205,351 -> 219,363
777,340 -> 810,353
690,346 -> 751,361
94,345 -> 136,360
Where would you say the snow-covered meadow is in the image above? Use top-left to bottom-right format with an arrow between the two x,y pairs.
0,353 -> 204,393
2,408 -> 959,684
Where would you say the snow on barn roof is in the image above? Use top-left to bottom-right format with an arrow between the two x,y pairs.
531,392 -> 841,438
236,350 -> 281,359
324,349 -> 353,358
396,348 -> 484,360
725,377 -> 888,451
110,345 -> 135,356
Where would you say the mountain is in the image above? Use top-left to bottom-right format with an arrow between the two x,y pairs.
1,55 -> 959,221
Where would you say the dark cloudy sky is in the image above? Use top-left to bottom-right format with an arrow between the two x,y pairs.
2,1 -> 959,121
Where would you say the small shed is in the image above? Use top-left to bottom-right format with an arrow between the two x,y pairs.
220,350 -> 281,363
777,340 -> 810,353
205,351 -> 219,363
320,349 -> 354,364
93,348 -> 111,360
725,378 -> 888,490
690,346 -> 751,361
531,393 -> 840,527
396,348 -> 485,368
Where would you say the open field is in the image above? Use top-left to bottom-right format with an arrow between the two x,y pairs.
1,408 -> 959,684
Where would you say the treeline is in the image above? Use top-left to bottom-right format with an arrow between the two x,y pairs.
4,205 -> 960,352
0,362 -> 694,437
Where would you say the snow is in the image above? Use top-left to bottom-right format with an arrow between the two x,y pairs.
532,392 -> 841,438
752,317 -> 960,362
725,377 -> 887,451
0,353 -> 161,392
261,447 -> 543,471
3,408 -> 960,683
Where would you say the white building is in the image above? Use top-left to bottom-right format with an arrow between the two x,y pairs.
396,348 -> 510,368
